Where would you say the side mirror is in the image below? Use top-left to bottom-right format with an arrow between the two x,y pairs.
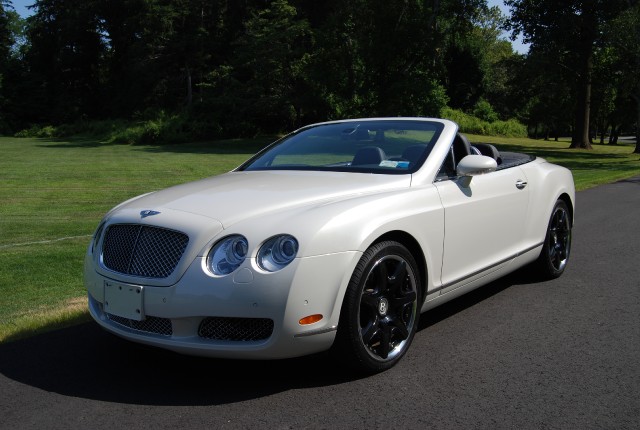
456,155 -> 497,177
456,155 -> 497,188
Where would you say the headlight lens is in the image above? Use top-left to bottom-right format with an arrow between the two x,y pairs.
208,235 -> 249,276
257,235 -> 299,272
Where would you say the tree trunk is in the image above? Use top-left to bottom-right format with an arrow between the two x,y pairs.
600,122 -> 607,145
186,65 -> 193,107
634,93 -> 640,154
610,125 -> 620,145
608,123 -> 615,144
570,15 -> 594,149
570,67 -> 593,148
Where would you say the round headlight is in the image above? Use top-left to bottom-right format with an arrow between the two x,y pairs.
208,235 -> 248,276
257,235 -> 299,272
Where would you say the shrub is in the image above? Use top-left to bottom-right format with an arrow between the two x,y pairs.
487,119 -> 527,137
442,107 -> 526,138
473,99 -> 499,123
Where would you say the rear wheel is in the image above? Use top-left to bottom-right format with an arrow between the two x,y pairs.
333,241 -> 421,374
534,200 -> 572,279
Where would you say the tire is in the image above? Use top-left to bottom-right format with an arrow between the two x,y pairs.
333,241 -> 422,374
534,199 -> 572,279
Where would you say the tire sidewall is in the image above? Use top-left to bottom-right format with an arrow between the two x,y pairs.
540,200 -> 572,278
336,240 -> 422,373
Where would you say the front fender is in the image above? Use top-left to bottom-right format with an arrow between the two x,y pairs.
210,184 -> 446,309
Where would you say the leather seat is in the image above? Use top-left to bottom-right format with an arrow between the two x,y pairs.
352,147 -> 386,166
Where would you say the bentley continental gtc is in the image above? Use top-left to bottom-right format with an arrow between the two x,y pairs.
85,118 -> 574,373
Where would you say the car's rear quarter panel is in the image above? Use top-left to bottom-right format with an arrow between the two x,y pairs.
519,159 -> 575,252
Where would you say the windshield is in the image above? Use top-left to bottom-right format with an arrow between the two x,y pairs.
238,120 -> 444,174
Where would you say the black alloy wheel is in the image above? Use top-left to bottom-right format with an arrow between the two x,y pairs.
535,199 -> 572,279
334,241 -> 421,373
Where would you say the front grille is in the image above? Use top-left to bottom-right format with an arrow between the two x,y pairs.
101,224 -> 189,278
106,313 -> 173,336
198,317 -> 274,341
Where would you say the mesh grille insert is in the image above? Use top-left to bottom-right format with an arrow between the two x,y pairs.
198,317 -> 274,341
106,313 -> 173,336
101,224 -> 189,278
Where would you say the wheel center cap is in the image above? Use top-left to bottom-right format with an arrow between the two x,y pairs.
378,298 -> 389,316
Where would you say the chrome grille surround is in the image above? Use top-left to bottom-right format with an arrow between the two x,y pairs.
106,313 -> 173,336
101,224 -> 189,279
198,317 -> 274,341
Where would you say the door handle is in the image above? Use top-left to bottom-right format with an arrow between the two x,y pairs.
516,180 -> 527,190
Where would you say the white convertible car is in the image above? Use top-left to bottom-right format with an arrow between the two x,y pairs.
85,118 -> 574,373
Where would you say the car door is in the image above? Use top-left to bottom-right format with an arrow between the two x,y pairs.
434,159 -> 529,293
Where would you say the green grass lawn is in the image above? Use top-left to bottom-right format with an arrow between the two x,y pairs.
0,136 -> 271,342
1,134 -> 638,342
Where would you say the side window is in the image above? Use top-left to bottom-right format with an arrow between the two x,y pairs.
436,146 -> 456,180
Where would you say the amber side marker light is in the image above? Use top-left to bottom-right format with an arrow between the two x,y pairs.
299,314 -> 323,325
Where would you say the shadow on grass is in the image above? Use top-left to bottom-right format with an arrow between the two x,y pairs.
36,138 -> 107,148
0,312 -> 93,344
39,135 -> 638,166
616,176 -> 640,185
0,269 -> 537,407
37,135 -> 275,156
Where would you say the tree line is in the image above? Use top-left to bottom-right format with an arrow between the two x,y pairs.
0,0 -> 638,152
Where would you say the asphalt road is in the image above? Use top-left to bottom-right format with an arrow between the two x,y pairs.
1,177 -> 639,429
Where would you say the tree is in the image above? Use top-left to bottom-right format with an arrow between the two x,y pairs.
302,0 -> 492,120
471,6 -> 523,120
238,0 -> 311,128
0,0 -> 22,132
4,0 -> 498,136
21,0 -> 107,123
203,0 -> 313,133
506,0 -> 634,149
605,2 -> 640,153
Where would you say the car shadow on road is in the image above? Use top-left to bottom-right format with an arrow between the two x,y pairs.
0,270 -> 538,406
417,266 -> 544,332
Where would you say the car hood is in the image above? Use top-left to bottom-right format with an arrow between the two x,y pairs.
117,170 -> 412,228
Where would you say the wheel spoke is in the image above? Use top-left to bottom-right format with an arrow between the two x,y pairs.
390,290 -> 416,308
552,246 -> 561,267
375,261 -> 389,290
558,210 -> 566,228
388,260 -> 407,287
361,320 -> 379,345
361,292 -> 379,310
378,324 -> 392,359
389,317 -> 409,340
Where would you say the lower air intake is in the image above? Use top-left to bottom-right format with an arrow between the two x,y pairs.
198,317 -> 274,341
106,313 -> 173,336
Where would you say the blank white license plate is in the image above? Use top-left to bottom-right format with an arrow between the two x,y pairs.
104,281 -> 145,321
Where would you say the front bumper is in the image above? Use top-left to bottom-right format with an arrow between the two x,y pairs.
85,251 -> 361,359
